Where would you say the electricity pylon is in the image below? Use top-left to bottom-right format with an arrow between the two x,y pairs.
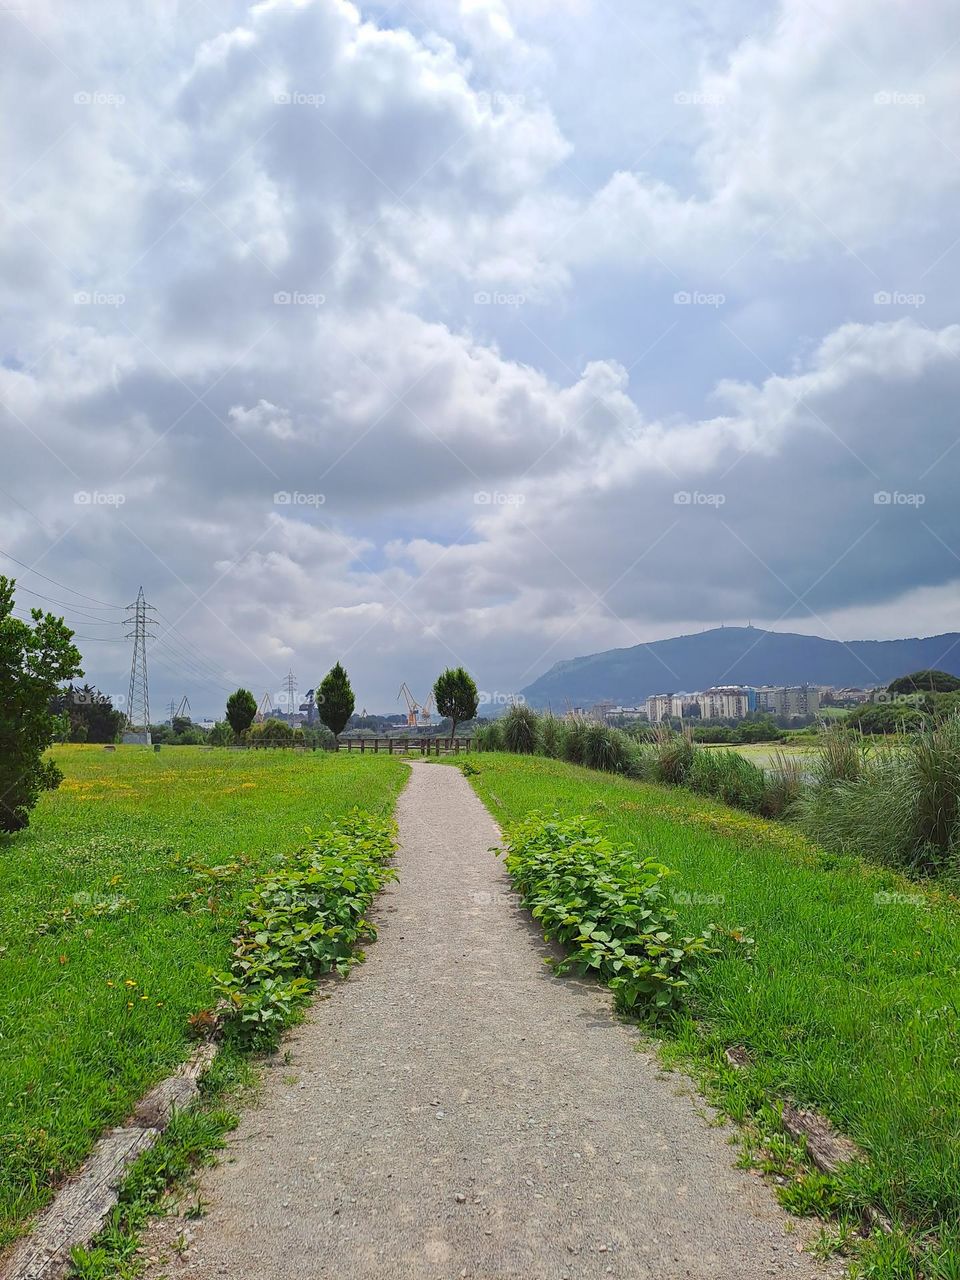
124,587 -> 157,732
284,670 -> 297,719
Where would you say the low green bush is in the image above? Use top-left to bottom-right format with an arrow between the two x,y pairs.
799,717 -> 960,875
538,715 -> 565,758
761,749 -> 807,818
500,704 -> 540,754
561,718 -> 588,766
687,748 -> 767,813
500,812 -> 716,1020
215,812 -> 396,1045
650,725 -> 696,786
472,720 -> 502,751
582,722 -> 632,773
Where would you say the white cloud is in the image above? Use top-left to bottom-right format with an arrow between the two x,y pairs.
2,0 -> 959,712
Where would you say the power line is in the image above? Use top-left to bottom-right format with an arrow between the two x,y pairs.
11,584 -> 126,618
152,613 -> 239,686
0,549 -> 126,608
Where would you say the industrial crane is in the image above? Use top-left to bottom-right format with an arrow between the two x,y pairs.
398,682 -> 421,727
398,684 -> 436,727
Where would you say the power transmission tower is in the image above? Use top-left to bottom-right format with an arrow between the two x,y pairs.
284,669 -> 297,720
124,587 -> 156,733
166,698 -> 176,725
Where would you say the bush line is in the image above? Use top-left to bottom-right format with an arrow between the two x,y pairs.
477,707 -> 960,879
214,812 -> 397,1045
500,812 -> 729,1020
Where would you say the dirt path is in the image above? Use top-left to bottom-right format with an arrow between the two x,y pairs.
145,762 -> 841,1279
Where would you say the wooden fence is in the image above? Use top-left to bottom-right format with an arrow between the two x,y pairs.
335,737 -> 473,755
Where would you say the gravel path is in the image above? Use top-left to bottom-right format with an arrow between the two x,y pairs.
145,761 -> 841,1279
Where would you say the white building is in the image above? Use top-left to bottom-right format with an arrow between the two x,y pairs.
697,686 -> 752,720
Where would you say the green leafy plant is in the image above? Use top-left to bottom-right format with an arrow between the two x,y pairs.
215,812 -> 396,1045
498,812 -> 716,1020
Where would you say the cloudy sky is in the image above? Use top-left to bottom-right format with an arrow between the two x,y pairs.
2,0 -> 960,718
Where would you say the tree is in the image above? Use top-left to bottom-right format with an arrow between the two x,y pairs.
316,662 -> 355,738
226,688 -> 257,740
246,717 -> 296,747
433,667 -> 479,739
888,669 -> 960,695
48,684 -> 124,744
209,720 -> 234,746
0,577 -> 83,833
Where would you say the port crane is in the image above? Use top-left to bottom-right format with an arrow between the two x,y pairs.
398,683 -> 435,727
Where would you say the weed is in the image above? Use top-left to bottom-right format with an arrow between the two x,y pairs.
214,813 -> 397,1046
499,812 -> 717,1019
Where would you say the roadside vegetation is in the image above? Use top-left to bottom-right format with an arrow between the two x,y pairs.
478,706 -> 960,882
461,752 -> 960,1276
0,745 -> 406,1250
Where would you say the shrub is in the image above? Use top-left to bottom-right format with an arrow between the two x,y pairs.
811,725 -> 866,785
761,749 -> 807,818
562,718 -> 589,765
472,720 -> 502,751
649,724 -> 696,786
539,715 -> 565,759
795,752 -> 910,869
215,813 -> 396,1045
500,703 -> 540,754
246,717 -> 296,747
907,715 -> 960,866
582,722 -> 632,773
500,813 -> 715,1019
687,749 -> 767,814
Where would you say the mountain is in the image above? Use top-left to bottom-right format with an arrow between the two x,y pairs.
518,627 -> 960,709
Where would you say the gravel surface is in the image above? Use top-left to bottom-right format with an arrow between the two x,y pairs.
143,761 -> 842,1279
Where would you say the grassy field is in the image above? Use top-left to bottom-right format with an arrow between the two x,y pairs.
701,740 -> 819,769
0,745 -> 407,1250
460,753 -> 960,1258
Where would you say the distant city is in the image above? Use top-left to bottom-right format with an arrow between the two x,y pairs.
575,683 -> 876,726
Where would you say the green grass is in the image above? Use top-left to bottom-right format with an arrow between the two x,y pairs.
0,745 -> 407,1250
460,754 -> 960,1252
